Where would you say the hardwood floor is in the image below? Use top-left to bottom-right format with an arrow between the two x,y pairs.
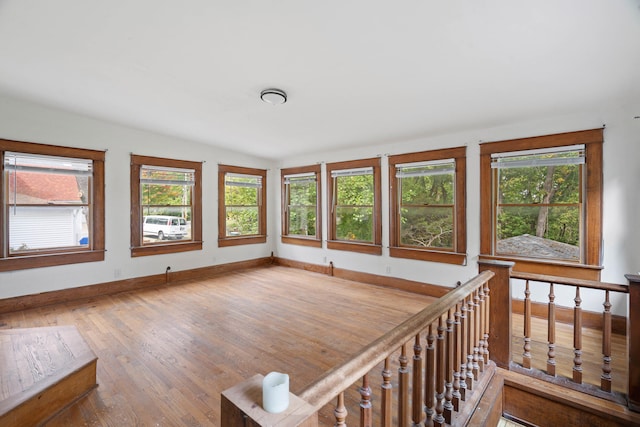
0,265 -> 628,426
0,266 -> 436,426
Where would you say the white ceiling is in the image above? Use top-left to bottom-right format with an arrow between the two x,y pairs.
0,1 -> 639,160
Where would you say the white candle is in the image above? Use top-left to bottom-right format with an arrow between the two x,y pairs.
262,371 -> 289,414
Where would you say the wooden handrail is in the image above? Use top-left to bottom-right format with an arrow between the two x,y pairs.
511,271 -> 628,293
297,270 -> 495,411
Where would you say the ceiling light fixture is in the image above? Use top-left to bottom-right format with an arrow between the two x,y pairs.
260,88 -> 287,105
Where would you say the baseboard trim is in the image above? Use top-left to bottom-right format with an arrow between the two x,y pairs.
273,257 -> 450,298
0,257 -> 273,315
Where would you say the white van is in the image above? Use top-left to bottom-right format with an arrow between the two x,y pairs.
143,215 -> 187,240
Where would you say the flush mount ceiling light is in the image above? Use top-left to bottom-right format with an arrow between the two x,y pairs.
260,88 -> 287,105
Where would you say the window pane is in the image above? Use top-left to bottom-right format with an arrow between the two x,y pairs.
9,206 -> 89,253
400,206 -> 453,249
336,174 -> 373,205
288,206 -> 316,236
335,207 -> 373,241
225,185 -> 258,206
401,174 -> 454,205
496,205 -> 581,261
498,164 -> 580,204
226,206 -> 259,236
142,207 -> 192,243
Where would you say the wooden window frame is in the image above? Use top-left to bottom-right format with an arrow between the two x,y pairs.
326,157 -> 382,255
130,155 -> 203,257
218,164 -> 267,247
389,146 -> 467,265
281,164 -> 322,248
479,128 -> 604,280
0,139 -> 105,271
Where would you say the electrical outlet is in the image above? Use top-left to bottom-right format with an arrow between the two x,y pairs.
114,268 -> 121,279
385,266 -> 391,274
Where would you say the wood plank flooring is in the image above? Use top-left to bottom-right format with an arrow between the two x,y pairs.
0,265 -> 628,426
0,266 -> 436,426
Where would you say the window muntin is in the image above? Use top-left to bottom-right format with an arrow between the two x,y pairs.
492,147 -> 584,262
0,139 -> 105,272
140,165 -> 194,244
218,165 -> 267,246
281,165 -> 321,246
326,158 -> 381,254
130,155 -> 202,257
396,159 -> 455,249
479,128 -> 603,280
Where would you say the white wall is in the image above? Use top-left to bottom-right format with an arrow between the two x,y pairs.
0,94 -> 276,299
275,103 -> 640,315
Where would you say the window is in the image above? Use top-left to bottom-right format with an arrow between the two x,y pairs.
389,147 -> 467,265
326,158 -> 381,255
281,165 -> 321,247
480,129 -> 603,280
130,155 -> 202,257
0,139 -> 105,271
218,165 -> 267,247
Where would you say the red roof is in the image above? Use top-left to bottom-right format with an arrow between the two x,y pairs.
8,172 -> 82,203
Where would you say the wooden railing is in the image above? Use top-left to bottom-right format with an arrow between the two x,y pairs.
221,262 -> 640,425
483,262 -> 640,413
297,269 -> 495,426
222,267 -> 500,426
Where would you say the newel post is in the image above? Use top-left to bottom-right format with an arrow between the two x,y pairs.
626,274 -> 640,412
478,260 -> 515,369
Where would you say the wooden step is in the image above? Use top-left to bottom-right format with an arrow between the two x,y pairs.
0,325 -> 98,426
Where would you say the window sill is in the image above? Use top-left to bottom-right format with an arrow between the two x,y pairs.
478,254 -> 603,281
218,235 -> 267,247
0,250 -> 106,272
281,236 -> 322,248
390,247 -> 467,265
131,241 -> 203,257
327,240 -> 382,255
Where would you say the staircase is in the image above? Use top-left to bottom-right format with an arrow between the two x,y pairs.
0,325 -> 98,426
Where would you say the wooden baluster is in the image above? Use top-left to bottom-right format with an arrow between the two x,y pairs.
523,280 -> 532,369
477,285 -> 486,371
459,299 -> 468,400
547,283 -> 556,376
466,296 -> 475,390
359,374 -> 372,427
381,357 -> 392,427
425,325 -> 435,427
398,343 -> 410,426
444,308 -> 455,423
452,303 -> 462,410
412,334 -> 424,426
601,290 -> 612,392
334,392 -> 347,427
473,289 -> 482,375
483,279 -> 491,365
573,287 -> 583,384
434,316 -> 446,427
